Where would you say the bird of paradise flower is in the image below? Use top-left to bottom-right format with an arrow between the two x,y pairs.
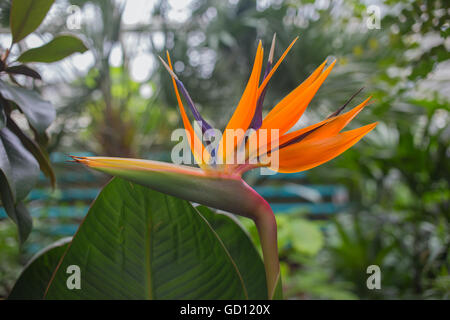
72,35 -> 377,299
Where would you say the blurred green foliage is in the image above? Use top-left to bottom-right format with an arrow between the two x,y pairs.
0,0 -> 87,244
0,221 -> 21,297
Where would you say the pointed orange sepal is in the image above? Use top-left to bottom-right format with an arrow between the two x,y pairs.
271,122 -> 377,173
165,52 -> 210,168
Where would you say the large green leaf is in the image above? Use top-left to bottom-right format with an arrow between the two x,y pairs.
10,0 -> 54,43
18,35 -> 88,63
44,178 -> 248,299
8,237 -> 71,299
0,80 -> 55,133
196,206 -> 267,299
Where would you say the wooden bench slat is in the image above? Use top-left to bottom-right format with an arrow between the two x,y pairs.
27,188 -> 99,201
0,206 -> 88,219
270,202 -> 346,214
253,185 -> 346,198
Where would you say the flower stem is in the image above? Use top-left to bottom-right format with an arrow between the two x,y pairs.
253,201 -> 280,299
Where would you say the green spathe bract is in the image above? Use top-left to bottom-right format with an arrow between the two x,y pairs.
89,159 -> 270,219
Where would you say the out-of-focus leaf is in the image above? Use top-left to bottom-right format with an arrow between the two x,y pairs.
45,178 -> 248,299
0,165 -> 33,243
18,35 -> 88,63
0,127 -> 38,243
0,0 -> 11,28
289,219 -> 324,256
277,215 -> 324,256
196,205 -> 268,299
0,80 -> 55,133
0,127 -> 39,200
10,0 -> 54,43
0,130 -> 15,200
11,202 -> 32,244
8,237 -> 71,299
0,106 -> 5,129
5,65 -> 41,80
7,117 -> 55,188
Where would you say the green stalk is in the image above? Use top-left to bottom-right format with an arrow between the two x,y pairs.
252,201 -> 280,299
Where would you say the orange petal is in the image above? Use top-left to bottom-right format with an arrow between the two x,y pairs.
263,59 -> 327,121
257,37 -> 299,97
248,60 -> 335,160
166,52 -> 210,167
217,41 -> 264,161
271,122 -> 377,173
261,60 -> 336,134
274,96 -> 372,151
246,60 -> 330,161
300,96 -> 372,143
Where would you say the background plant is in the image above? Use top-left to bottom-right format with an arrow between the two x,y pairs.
0,0 -> 86,243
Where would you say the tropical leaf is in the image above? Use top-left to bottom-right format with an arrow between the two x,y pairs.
10,0 -> 54,43
18,35 -> 88,63
0,127 -> 40,200
0,80 -> 55,133
44,178 -> 249,299
0,127 -> 39,243
5,65 -> 41,79
8,237 -> 72,299
0,129 -> 15,200
196,206 -> 268,299
7,117 -> 56,187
